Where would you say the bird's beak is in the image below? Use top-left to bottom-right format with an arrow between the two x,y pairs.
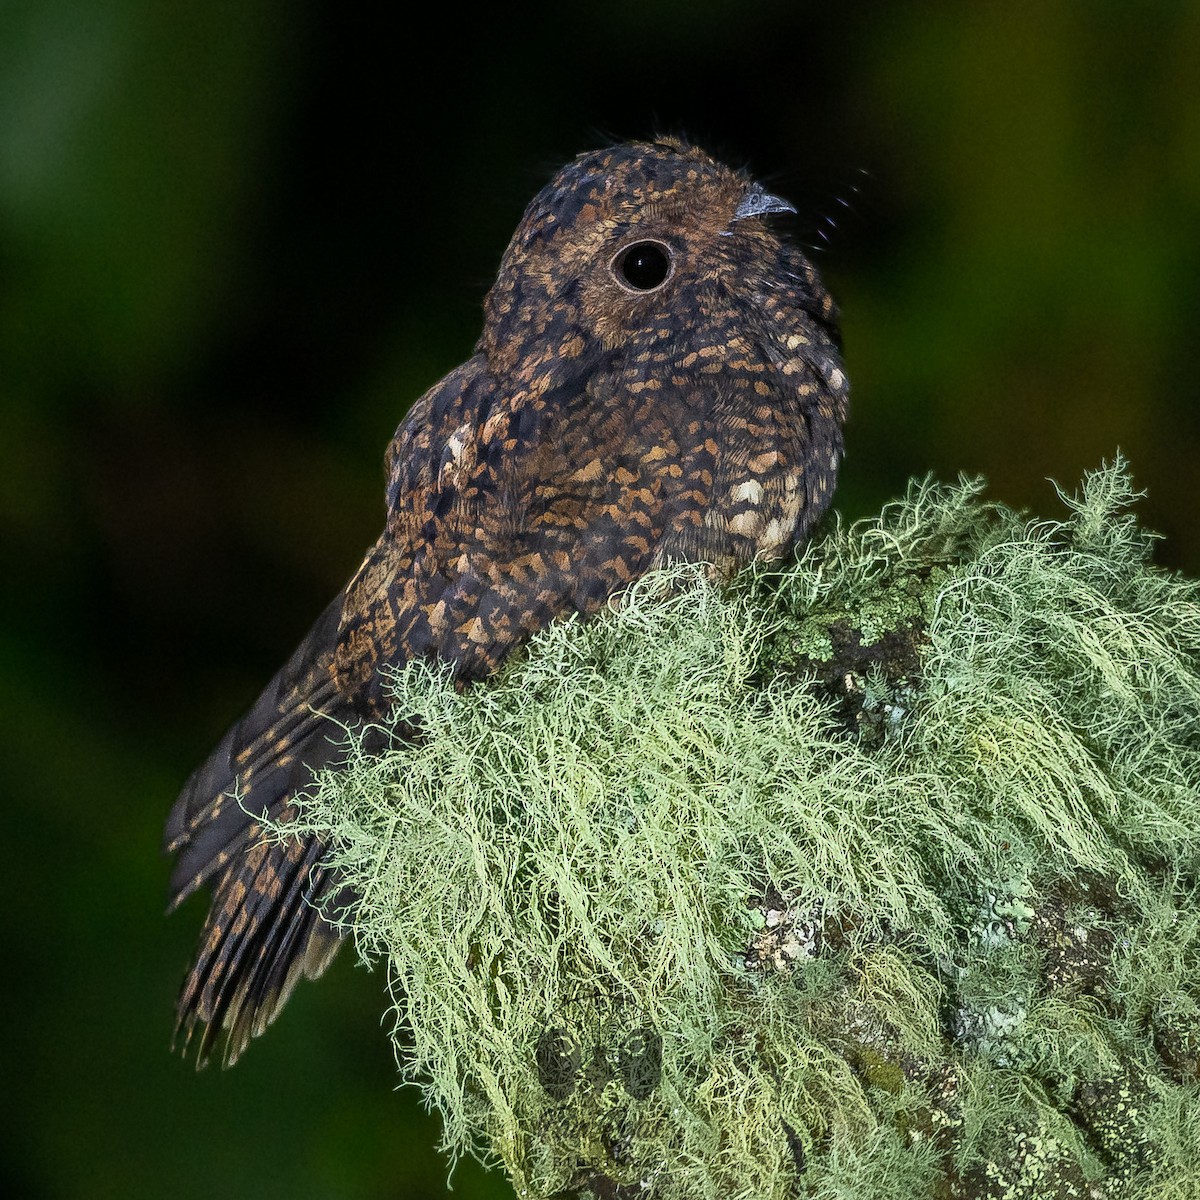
733,182 -> 797,222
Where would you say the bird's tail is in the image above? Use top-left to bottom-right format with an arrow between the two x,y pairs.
163,596 -> 353,1066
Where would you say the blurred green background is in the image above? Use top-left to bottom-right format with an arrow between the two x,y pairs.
2,2 -> 1198,1197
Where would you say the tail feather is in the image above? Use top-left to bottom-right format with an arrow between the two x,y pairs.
228,856 -> 345,1055
165,596 -> 357,1066
163,686 -> 340,912
177,825 -> 342,1066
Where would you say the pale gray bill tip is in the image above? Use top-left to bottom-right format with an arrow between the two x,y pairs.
733,183 -> 797,221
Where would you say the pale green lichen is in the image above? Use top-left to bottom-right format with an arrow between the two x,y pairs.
281,460 -> 1200,1199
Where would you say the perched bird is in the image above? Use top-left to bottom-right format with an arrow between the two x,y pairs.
164,138 -> 850,1066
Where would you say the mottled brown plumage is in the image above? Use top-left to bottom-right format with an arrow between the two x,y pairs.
165,138 -> 849,1065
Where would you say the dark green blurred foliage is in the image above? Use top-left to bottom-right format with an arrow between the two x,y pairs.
1,3 -> 1197,1198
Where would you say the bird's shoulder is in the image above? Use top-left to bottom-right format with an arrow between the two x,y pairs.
330,356 -> 722,696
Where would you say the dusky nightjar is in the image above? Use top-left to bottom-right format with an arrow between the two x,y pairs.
164,138 -> 849,1066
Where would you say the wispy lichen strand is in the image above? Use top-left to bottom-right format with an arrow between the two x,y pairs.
281,461 -> 1200,1199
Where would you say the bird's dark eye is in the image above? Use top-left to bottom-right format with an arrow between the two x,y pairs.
612,241 -> 673,292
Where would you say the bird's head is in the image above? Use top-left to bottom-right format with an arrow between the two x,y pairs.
479,138 -> 846,423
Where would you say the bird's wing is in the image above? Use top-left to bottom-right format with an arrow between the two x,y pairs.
162,364 -> 479,1067
338,368 -> 709,690
165,362 -> 709,1066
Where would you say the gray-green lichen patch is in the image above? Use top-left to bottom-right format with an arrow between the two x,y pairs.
278,461 -> 1200,1199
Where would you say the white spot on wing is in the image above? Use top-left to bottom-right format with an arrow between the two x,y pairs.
730,479 -> 765,504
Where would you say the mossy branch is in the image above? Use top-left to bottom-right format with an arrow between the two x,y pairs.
279,459 -> 1200,1200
